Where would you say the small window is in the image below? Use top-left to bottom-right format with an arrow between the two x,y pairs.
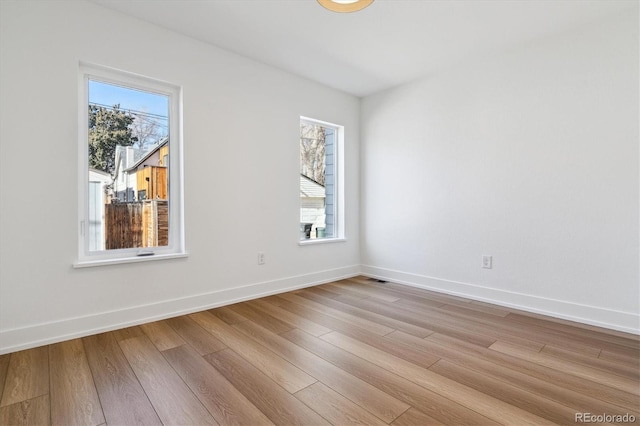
300,117 -> 344,242
76,64 -> 185,266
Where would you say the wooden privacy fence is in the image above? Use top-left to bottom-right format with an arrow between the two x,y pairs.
105,200 -> 168,250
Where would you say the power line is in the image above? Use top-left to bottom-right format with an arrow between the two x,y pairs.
89,102 -> 169,121
132,113 -> 169,130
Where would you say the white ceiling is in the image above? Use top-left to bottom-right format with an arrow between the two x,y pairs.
91,0 -> 636,97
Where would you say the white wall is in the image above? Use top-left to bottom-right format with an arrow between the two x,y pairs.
0,0 -> 360,353
1,2 -> 637,354
361,10 -> 639,333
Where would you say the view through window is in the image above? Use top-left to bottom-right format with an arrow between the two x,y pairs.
86,78 -> 170,252
300,118 -> 337,240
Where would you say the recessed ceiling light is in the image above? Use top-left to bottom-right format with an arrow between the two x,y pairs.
317,0 -> 374,13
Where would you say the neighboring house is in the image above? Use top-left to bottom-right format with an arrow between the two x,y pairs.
300,174 -> 325,237
112,138 -> 169,202
88,168 -> 111,251
112,145 -> 146,201
127,138 -> 169,200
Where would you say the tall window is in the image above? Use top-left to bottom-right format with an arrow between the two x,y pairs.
76,64 -> 184,266
300,117 -> 343,242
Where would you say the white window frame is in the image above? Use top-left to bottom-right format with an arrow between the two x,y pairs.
299,116 -> 346,245
75,63 -> 186,267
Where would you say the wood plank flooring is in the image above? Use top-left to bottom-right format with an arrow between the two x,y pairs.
0,276 -> 638,425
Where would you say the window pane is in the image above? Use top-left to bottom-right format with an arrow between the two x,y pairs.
88,79 -> 170,251
300,120 -> 336,240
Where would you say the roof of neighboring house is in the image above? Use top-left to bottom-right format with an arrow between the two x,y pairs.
300,174 -> 325,198
125,137 -> 169,172
89,168 -> 111,183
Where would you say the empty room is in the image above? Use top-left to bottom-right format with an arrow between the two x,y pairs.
0,0 -> 638,424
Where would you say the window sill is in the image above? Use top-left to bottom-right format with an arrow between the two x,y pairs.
73,252 -> 188,268
299,238 -> 346,246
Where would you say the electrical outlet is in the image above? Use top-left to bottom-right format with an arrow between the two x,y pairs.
257,252 -> 265,265
482,255 -> 492,269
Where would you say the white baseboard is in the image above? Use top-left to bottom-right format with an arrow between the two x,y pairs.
0,265 -> 360,354
361,265 -> 640,335
2,263 -> 636,354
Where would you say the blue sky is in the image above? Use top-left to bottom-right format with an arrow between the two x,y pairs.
89,80 -> 169,129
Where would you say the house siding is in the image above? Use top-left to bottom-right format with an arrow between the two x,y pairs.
324,128 -> 335,237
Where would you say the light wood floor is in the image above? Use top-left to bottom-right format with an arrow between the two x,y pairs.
0,276 -> 638,425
